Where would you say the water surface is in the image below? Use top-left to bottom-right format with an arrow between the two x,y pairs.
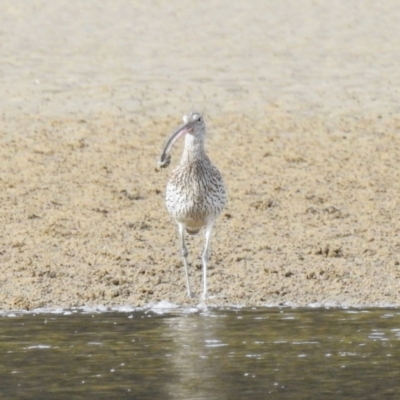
1,306 -> 400,399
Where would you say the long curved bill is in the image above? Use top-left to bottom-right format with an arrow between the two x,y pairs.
158,120 -> 196,168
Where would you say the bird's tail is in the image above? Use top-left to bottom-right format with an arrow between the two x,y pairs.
186,227 -> 200,235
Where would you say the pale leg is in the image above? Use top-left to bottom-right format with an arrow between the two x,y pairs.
201,222 -> 214,300
178,223 -> 192,298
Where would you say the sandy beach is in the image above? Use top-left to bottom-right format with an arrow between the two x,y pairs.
1,0 -> 400,310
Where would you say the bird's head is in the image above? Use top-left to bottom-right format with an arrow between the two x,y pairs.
182,112 -> 205,137
158,112 -> 206,169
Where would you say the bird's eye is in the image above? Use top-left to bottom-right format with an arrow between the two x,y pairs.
198,117 -> 202,122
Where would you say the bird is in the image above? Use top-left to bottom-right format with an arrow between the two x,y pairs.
157,112 -> 226,300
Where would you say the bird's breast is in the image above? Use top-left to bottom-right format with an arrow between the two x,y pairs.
165,161 -> 226,226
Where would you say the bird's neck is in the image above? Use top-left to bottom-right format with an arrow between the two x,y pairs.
180,134 -> 206,164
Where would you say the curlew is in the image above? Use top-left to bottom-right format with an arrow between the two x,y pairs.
157,112 -> 226,300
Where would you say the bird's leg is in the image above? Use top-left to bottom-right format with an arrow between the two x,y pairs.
178,223 -> 192,298
201,222 -> 214,301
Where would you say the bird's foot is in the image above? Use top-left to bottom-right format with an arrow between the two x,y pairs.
187,291 -> 194,299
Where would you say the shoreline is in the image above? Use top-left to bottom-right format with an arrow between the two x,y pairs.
2,300 -> 400,316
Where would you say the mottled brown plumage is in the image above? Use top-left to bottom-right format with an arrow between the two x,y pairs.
158,112 -> 226,299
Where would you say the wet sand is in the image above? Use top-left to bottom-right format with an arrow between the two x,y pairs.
1,1 -> 400,310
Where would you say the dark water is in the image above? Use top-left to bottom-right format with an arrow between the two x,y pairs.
1,306 -> 400,399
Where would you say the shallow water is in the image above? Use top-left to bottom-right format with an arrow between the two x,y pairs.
1,306 -> 400,399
